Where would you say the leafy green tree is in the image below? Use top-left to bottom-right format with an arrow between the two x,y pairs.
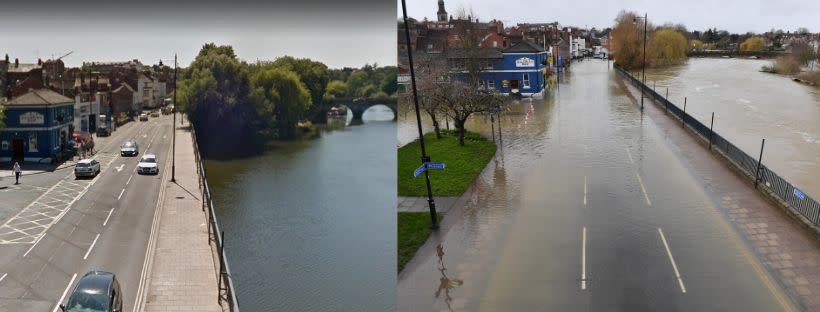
357,84 -> 379,98
249,67 -> 312,139
648,29 -> 687,66
267,56 -> 329,108
740,37 -> 765,52
324,80 -> 348,101
178,43 -> 255,153
379,74 -> 398,95
346,71 -> 369,97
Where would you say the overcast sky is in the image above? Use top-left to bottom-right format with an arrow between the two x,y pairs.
400,0 -> 818,34
0,0 -> 394,68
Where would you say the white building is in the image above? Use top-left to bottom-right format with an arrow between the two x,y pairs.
73,93 -> 100,133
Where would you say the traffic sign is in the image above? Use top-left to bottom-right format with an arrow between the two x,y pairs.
794,188 -> 806,200
414,164 -> 426,177
413,162 -> 446,177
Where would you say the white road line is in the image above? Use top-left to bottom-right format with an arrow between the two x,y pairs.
126,175 -> 133,186
626,147 -> 634,164
581,226 -> 587,290
636,173 -> 652,206
53,273 -> 77,312
658,228 -> 687,293
83,233 -> 100,260
103,208 -> 115,227
118,188 -> 125,201
583,176 -> 588,206
0,273 -> 7,284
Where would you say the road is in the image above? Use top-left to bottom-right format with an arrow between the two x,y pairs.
398,60 -> 797,311
0,114 -> 174,312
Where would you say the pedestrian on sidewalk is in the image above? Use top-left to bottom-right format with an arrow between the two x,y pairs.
13,162 -> 22,185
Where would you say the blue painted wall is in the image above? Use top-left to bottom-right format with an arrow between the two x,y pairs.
0,103 -> 74,161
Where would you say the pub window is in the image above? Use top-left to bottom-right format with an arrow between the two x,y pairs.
488,80 -> 495,89
28,134 -> 38,152
523,73 -> 531,88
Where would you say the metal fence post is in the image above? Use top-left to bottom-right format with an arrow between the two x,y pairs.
709,112 -> 715,150
754,138 -> 766,188
218,230 -> 225,303
666,87 -> 668,99
682,97 -> 687,127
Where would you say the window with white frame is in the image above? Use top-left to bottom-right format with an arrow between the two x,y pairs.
523,73 -> 530,88
488,80 -> 495,89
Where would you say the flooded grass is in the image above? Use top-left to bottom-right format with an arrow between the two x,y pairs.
397,212 -> 442,273
397,130 -> 496,196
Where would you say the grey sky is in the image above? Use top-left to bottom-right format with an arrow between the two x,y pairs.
400,0 -> 818,34
1,0 -> 395,68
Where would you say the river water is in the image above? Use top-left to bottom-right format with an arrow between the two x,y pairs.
641,58 -> 820,199
205,105 -> 396,311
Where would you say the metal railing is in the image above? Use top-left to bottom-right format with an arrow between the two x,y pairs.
190,124 -> 240,311
614,63 -> 820,227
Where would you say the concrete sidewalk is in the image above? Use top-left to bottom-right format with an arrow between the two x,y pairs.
398,196 -> 462,213
140,121 -> 224,312
620,77 -> 820,311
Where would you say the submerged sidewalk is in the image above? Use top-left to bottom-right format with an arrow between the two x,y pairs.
141,121 -> 224,311
620,77 -> 820,311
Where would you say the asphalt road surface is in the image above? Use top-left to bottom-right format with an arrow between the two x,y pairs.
398,60 -> 797,311
0,114 -> 174,312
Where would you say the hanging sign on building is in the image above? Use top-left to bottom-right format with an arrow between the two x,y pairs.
515,57 -> 535,68
20,112 -> 45,125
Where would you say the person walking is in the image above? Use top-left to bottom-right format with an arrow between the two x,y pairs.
13,162 -> 22,185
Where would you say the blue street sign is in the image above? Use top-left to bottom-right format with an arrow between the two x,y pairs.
794,188 -> 806,200
414,164 -> 426,177
414,162 -> 446,177
427,162 -> 445,170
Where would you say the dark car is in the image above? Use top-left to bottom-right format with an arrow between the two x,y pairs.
96,125 -> 111,137
60,271 -> 123,312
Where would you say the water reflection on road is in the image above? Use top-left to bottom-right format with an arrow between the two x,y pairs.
205,105 -> 396,312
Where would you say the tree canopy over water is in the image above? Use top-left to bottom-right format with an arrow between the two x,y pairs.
176,43 -> 397,155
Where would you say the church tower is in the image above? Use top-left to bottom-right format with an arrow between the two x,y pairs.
436,0 -> 447,22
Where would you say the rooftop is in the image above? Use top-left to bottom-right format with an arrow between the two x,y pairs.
6,88 -> 73,106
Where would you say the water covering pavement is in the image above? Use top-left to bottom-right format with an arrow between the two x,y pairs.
398,60 -> 795,311
205,106 -> 396,312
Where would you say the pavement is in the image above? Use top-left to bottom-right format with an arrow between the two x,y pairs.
620,75 -> 820,311
398,60 -> 801,311
0,114 -> 177,311
140,120 -> 223,312
398,196 -> 462,213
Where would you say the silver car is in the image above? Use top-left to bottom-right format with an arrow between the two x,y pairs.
74,159 -> 101,178
120,140 -> 139,156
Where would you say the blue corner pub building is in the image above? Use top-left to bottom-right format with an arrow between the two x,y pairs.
449,41 -> 548,97
1,89 -> 74,163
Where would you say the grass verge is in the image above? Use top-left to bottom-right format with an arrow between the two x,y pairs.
398,212 -> 442,273
398,130 -> 496,196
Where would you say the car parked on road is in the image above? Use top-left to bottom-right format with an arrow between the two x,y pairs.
74,159 -> 101,178
139,113 -> 149,121
60,271 -> 123,312
137,154 -> 159,175
120,140 -> 139,156
150,111 -> 160,117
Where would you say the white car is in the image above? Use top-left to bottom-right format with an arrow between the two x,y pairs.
74,159 -> 101,178
137,154 -> 159,175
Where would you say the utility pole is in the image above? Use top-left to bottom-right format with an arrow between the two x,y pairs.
171,54 -> 177,183
402,0 -> 438,229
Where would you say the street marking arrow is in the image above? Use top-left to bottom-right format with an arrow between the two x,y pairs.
115,164 -> 125,172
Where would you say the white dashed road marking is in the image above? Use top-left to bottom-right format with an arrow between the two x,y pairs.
659,228 -> 686,293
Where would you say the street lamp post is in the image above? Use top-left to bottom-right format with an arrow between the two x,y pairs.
634,13 -> 648,111
159,55 -> 177,183
402,0 -> 438,229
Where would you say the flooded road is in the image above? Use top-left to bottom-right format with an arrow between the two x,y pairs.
205,106 -> 396,311
641,58 -> 820,199
398,60 -> 794,311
